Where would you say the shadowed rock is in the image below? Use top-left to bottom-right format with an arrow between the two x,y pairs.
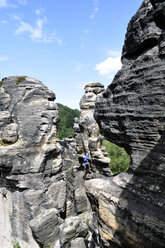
87,0 -> 165,247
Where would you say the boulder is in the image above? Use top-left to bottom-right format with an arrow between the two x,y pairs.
70,237 -> 86,248
60,216 -> 88,245
30,209 -> 61,246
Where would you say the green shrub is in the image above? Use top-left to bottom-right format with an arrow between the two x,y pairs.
16,76 -> 26,85
56,103 -> 80,139
13,241 -> 21,248
0,81 -> 4,87
103,139 -> 130,174
4,89 -> 8,93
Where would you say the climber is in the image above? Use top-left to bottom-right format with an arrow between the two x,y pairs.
83,152 -> 90,165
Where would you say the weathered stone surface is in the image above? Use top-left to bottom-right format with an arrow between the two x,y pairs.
93,0 -> 165,247
2,2 -> 165,247
2,123 -> 18,144
74,187 -> 89,214
60,216 -> 88,245
30,209 -> 61,246
70,237 -> 87,248
0,76 -> 62,248
74,82 -> 111,178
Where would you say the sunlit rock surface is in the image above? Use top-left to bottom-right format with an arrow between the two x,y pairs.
74,82 -> 111,178
0,76 -> 95,247
90,0 -> 165,247
0,76 -> 61,248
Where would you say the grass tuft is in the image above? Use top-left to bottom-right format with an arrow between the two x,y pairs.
86,218 -> 90,224
16,76 -> 26,85
13,241 -> 21,248
4,89 -> 8,93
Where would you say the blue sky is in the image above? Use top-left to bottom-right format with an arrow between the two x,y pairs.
0,0 -> 143,109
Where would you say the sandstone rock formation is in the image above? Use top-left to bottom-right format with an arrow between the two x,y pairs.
0,76 -> 97,248
90,0 -> 165,247
0,76 -> 62,248
74,82 -> 110,178
1,1 -> 165,247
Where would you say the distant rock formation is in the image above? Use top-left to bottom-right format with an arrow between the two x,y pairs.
90,0 -> 165,247
74,82 -> 110,178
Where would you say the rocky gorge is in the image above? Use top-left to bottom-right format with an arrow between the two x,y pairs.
0,0 -> 165,247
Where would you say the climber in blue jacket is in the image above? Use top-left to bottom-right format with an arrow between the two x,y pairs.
83,152 -> 90,165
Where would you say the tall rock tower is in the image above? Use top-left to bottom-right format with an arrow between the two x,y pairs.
88,0 -> 165,247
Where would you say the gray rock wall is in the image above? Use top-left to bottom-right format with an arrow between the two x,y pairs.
91,0 -> 165,247
0,77 -> 95,248
74,82 -> 111,178
0,76 -> 62,247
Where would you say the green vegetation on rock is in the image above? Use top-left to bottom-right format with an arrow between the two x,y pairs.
57,103 -> 80,139
0,81 -> 4,87
4,89 -> 8,93
16,76 -> 26,85
13,241 -> 21,248
86,218 -> 91,224
103,139 -> 130,174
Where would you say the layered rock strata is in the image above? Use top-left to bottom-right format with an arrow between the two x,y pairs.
0,76 -> 62,248
89,0 -> 165,247
74,82 -> 110,178
0,76 -> 96,248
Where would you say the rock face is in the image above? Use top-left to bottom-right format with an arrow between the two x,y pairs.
74,82 -> 110,178
0,76 -> 62,247
0,76 -> 96,248
91,0 -> 165,247
1,1 -> 165,247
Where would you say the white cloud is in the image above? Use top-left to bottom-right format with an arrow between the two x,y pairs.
35,9 -> 41,16
95,52 -> 122,79
0,55 -> 9,61
15,17 -> 65,45
90,0 -> 99,20
12,13 -> 22,21
0,0 -> 18,8
15,20 -> 42,40
35,8 -> 44,16
0,0 -> 7,7
17,0 -> 27,5
42,31 -> 65,45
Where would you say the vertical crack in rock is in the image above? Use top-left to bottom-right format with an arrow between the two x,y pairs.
90,0 -> 165,247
